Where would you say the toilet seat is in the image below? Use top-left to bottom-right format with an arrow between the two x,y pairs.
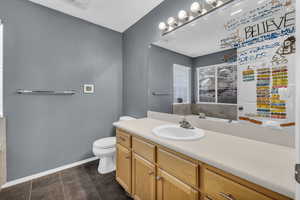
93,137 -> 116,149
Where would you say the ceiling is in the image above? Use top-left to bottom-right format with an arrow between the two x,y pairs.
28,0 -> 164,32
154,0 -> 256,57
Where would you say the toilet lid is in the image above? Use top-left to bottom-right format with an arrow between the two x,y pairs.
119,116 -> 136,121
93,137 -> 116,149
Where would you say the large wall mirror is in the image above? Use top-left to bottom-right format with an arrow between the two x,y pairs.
147,0 -> 296,125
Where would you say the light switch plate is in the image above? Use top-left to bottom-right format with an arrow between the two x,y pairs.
83,84 -> 94,94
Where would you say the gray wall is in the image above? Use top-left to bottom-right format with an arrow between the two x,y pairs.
123,0 -> 196,118
0,0 -> 123,181
148,45 -> 192,113
192,49 -> 237,67
146,46 -> 238,120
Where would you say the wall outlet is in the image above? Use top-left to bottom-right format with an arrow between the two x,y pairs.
83,84 -> 94,94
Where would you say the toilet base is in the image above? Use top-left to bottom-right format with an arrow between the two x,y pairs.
98,155 -> 116,174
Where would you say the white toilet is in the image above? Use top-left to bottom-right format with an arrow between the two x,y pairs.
93,116 -> 135,174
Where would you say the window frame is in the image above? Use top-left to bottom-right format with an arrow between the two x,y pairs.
196,63 -> 237,105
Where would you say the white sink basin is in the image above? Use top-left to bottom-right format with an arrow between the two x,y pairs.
152,124 -> 205,141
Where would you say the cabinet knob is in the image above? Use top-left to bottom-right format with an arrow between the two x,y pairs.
219,192 -> 236,200
156,176 -> 163,181
148,171 -> 154,176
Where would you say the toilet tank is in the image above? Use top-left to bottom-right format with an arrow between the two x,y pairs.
119,116 -> 136,121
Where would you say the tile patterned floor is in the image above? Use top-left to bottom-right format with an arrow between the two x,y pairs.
0,160 -> 132,200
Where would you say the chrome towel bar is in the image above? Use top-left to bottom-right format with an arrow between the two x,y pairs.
152,91 -> 170,96
17,89 -> 76,95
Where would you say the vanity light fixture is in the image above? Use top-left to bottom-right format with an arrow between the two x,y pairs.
206,0 -> 223,7
167,17 -> 178,27
158,0 -> 231,35
190,2 -> 207,14
158,22 -> 168,31
178,10 -> 189,21
190,2 -> 201,13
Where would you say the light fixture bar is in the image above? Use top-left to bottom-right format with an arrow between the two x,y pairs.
159,0 -> 235,36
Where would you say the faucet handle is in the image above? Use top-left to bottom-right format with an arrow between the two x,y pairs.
198,113 -> 206,119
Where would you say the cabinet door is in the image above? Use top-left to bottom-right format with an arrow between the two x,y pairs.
116,144 -> 131,194
132,153 -> 156,200
157,169 -> 198,200
0,149 -> 4,189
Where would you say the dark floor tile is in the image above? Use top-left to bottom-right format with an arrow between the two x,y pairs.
88,172 -> 131,200
1,160 -> 131,200
61,166 -> 90,184
30,183 -> 65,200
0,182 -> 31,200
83,163 -> 131,200
82,162 -> 99,177
32,173 -> 60,190
83,160 -> 99,168
63,177 -> 101,200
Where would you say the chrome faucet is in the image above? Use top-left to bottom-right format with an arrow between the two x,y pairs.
179,118 -> 194,129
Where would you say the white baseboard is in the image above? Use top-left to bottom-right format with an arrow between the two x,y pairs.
1,156 -> 98,189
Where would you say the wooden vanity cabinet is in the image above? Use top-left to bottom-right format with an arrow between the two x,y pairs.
157,148 -> 198,187
203,168 -> 273,200
116,129 -> 292,200
117,129 -> 131,148
116,144 -> 132,194
132,137 -> 156,163
157,168 -> 199,200
132,153 -> 156,200
116,130 -> 132,194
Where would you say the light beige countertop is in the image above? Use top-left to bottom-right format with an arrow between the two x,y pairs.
113,118 -> 295,199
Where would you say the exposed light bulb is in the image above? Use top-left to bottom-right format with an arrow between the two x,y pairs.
206,0 -> 223,7
205,0 -> 216,5
158,22 -> 168,31
190,2 -> 201,13
217,0 -> 224,6
167,17 -> 177,26
189,15 -> 195,21
178,10 -> 189,21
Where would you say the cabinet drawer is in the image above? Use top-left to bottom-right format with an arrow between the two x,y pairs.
157,148 -> 198,187
204,169 -> 273,200
116,129 -> 131,149
132,137 -> 155,163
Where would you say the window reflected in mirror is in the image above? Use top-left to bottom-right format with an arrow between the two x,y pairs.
197,67 -> 216,103
217,65 -> 237,104
196,64 -> 237,105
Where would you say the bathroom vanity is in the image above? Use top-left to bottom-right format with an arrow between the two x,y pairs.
114,118 -> 294,200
